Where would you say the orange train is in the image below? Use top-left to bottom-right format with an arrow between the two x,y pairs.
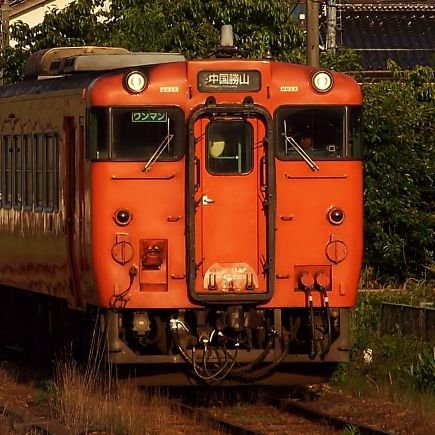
0,42 -> 363,385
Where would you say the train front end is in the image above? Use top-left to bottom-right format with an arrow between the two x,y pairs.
87,55 -> 363,385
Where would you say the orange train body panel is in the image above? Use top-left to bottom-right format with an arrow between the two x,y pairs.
269,160 -> 363,308
90,160 -> 198,309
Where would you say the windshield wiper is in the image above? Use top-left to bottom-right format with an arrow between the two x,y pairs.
143,119 -> 174,172
284,121 -> 319,171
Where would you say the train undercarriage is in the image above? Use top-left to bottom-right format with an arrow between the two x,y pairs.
0,285 -> 350,385
104,306 -> 351,385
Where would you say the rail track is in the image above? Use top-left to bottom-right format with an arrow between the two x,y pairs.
171,389 -> 393,435
264,394 -> 392,435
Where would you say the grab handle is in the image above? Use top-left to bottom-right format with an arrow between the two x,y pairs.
194,157 -> 201,192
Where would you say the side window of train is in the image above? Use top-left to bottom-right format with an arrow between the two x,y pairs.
275,107 -> 345,160
34,134 -> 44,211
34,133 -> 59,212
45,133 -> 59,212
111,107 -> 184,161
13,135 -> 22,210
23,135 -> 33,210
1,135 -> 31,210
2,135 -> 12,209
206,121 -> 253,175
88,107 -> 109,160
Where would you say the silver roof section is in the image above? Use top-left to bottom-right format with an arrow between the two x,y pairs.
24,46 -> 186,78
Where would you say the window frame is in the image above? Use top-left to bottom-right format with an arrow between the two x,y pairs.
2,135 -> 12,209
22,134 -> 33,211
13,134 -> 22,210
33,132 -> 59,213
44,132 -> 59,212
34,133 -> 44,212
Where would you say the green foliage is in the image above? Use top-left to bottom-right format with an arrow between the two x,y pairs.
332,287 -> 435,397
320,47 -> 363,77
163,0 -> 305,61
350,285 -> 434,350
362,63 -> 435,282
11,0 -> 105,50
410,346 -> 435,394
0,45 -> 27,83
2,0 -> 305,81
102,1 -> 168,52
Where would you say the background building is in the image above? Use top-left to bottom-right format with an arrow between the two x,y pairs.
9,0 -> 74,28
332,0 -> 435,71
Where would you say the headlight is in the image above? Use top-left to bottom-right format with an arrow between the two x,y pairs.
312,71 -> 333,93
125,71 -> 147,93
114,208 -> 132,226
327,207 -> 345,225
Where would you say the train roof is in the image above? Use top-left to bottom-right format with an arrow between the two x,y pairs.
23,46 -> 186,78
0,46 -> 187,99
0,72 -> 104,99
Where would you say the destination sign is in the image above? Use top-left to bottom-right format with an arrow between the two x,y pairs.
131,111 -> 168,123
198,70 -> 261,92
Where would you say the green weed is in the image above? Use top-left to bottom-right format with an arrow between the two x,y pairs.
343,424 -> 361,435
410,346 -> 435,393
332,283 -> 435,404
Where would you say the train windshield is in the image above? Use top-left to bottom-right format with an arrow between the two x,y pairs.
276,107 -> 346,160
88,107 -> 184,161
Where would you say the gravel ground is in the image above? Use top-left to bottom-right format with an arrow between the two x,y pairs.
306,384 -> 435,435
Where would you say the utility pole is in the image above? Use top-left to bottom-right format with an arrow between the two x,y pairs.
306,0 -> 320,67
326,0 -> 337,53
1,0 -> 10,85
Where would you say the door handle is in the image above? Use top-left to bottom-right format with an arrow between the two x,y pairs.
202,195 -> 215,205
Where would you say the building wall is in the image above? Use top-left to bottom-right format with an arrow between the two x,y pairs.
10,0 -> 74,28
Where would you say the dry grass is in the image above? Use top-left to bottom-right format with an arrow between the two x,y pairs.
0,366 -> 16,435
0,356 -> 216,434
55,361 -> 163,433
53,352 -> 220,434
52,325 -> 165,433
0,327 -> 220,434
0,362 -> 16,389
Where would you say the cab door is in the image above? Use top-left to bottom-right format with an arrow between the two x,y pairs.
188,112 -> 273,302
